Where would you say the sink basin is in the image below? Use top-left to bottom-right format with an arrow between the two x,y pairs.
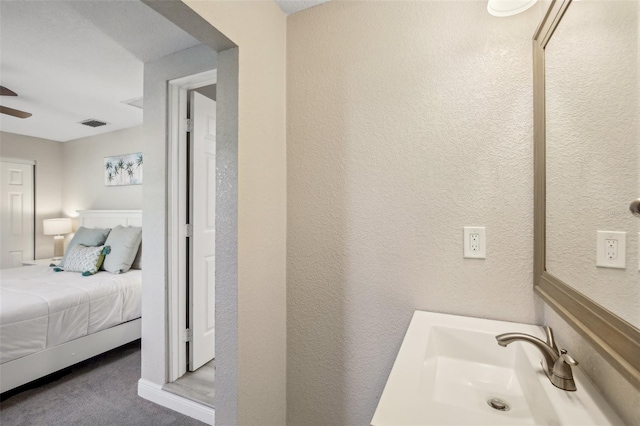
371,311 -> 624,426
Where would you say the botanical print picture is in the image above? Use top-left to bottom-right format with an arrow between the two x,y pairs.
104,152 -> 143,186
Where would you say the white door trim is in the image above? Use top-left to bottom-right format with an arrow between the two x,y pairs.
0,157 -> 36,166
167,69 -> 217,381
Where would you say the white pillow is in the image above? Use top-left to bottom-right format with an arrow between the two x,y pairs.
131,242 -> 142,270
103,226 -> 142,274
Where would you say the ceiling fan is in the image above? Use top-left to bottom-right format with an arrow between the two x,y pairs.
0,86 -> 32,119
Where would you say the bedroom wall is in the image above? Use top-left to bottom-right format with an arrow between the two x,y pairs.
61,125 -> 143,218
182,2 -> 287,424
286,2 -> 546,424
0,131 -> 63,259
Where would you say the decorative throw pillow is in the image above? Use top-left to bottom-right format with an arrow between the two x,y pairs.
103,226 -> 142,274
56,244 -> 109,276
131,242 -> 142,270
61,226 -> 111,268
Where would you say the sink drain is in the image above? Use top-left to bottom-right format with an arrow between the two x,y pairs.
487,398 -> 511,412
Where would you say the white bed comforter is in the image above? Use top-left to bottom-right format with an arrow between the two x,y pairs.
0,265 -> 142,364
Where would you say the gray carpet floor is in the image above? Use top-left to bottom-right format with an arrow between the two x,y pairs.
0,341 -> 205,426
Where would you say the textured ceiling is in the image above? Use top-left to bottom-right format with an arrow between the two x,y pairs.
66,2 -> 201,63
274,0 -> 330,15
0,1 -> 200,142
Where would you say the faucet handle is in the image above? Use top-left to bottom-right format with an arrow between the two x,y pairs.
549,349 -> 579,391
544,326 -> 559,353
558,349 -> 578,367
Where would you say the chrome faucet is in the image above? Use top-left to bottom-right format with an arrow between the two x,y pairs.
495,326 -> 578,391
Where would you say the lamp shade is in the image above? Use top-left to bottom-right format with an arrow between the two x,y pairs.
43,218 -> 72,236
487,0 -> 537,17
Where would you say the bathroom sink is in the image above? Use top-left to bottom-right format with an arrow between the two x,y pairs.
371,311 -> 624,426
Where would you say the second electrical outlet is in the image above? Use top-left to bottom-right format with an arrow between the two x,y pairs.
464,226 -> 486,259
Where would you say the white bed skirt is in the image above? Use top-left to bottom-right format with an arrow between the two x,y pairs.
0,318 -> 141,393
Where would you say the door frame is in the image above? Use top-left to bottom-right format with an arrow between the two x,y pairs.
0,157 -> 36,166
167,69 -> 218,381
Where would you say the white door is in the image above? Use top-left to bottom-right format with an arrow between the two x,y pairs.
0,160 -> 35,268
189,91 -> 216,371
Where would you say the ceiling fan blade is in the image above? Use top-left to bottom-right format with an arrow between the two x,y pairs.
0,86 -> 18,96
0,105 -> 32,119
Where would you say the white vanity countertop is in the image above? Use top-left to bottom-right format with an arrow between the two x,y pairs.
371,311 -> 625,426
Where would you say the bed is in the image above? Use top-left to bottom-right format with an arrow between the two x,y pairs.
0,210 -> 142,393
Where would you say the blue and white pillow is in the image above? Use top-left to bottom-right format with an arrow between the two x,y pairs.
57,244 -> 110,276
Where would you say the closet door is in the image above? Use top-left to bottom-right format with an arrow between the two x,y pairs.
0,160 -> 34,268
188,92 -> 216,371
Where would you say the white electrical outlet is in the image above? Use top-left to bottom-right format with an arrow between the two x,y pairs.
470,234 -> 480,252
605,239 -> 618,260
464,227 -> 486,259
596,231 -> 626,269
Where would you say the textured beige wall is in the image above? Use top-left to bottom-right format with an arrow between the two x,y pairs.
287,2 -> 546,424
0,132 -> 63,259
61,126 -> 143,218
182,2 -> 287,425
545,0 -> 639,327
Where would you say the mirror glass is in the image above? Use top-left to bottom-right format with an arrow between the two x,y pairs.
545,0 -> 639,328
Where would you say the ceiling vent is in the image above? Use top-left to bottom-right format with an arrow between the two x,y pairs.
79,119 -> 108,128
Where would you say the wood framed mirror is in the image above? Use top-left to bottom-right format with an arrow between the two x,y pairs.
533,0 -> 640,390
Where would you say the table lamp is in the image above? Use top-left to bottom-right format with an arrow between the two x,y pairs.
43,218 -> 72,260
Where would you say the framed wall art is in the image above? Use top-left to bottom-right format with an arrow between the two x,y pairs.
104,152 -> 143,186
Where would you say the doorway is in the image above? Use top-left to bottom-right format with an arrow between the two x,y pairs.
164,71 -> 217,407
133,3 -> 239,423
0,158 -> 35,268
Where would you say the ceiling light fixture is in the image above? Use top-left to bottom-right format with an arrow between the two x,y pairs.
122,97 -> 143,110
487,0 -> 538,17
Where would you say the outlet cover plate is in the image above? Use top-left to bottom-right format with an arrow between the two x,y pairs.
596,231 -> 626,269
464,226 -> 486,259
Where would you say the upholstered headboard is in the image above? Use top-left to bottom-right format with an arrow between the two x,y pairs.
76,210 -> 142,229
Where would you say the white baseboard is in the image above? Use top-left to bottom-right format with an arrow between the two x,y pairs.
138,379 -> 215,425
